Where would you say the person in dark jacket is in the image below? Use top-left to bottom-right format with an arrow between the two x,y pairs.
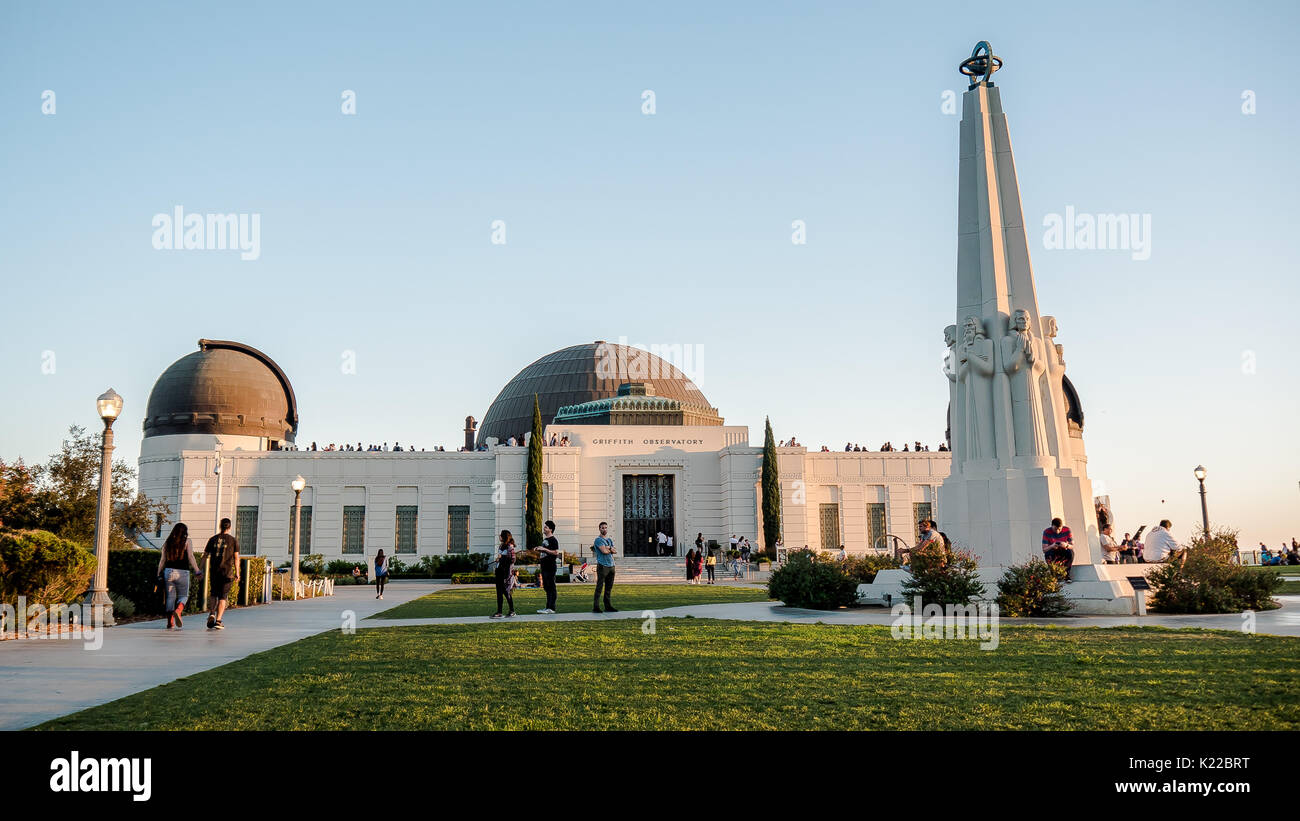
490,530 -> 517,619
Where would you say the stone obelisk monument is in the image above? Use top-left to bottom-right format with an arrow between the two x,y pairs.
939,42 -> 1100,568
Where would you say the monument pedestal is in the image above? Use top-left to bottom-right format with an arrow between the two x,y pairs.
858,564 -> 1153,616
939,465 -> 1099,567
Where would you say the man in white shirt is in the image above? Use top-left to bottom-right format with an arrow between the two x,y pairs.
1145,520 -> 1180,562
665,534 -> 673,555
656,530 -> 667,556
1099,526 -> 1120,564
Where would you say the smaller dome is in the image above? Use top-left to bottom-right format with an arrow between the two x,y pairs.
144,339 -> 298,442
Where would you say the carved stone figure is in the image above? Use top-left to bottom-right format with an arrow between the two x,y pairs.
958,316 -> 995,460
1040,315 -> 1072,459
1000,308 -> 1051,457
943,324 -> 963,459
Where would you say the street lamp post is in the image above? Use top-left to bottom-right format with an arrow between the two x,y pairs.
290,475 -> 306,600
84,388 -> 123,626
1194,465 -> 1209,540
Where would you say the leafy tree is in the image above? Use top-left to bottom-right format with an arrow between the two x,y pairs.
0,458 -> 48,530
0,426 -> 168,551
524,395 -> 544,549
760,417 -> 781,559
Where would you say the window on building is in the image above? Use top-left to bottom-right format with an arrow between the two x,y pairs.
235,505 -> 259,554
447,505 -> 470,554
395,505 -> 418,554
867,503 -> 887,551
818,503 -> 840,551
913,502 -> 933,542
288,505 -> 313,555
343,505 -> 366,554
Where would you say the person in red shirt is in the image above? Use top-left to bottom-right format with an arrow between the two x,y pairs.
1041,517 -> 1074,581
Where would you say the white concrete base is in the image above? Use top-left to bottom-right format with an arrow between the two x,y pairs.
857,563 -> 1159,616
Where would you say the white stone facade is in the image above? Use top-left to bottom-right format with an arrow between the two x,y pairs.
138,425 -> 951,562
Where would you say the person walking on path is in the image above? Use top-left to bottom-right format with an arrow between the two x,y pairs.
705,550 -> 716,584
592,521 -> 618,613
536,520 -> 561,614
491,530 -> 517,619
156,523 -> 202,629
374,549 -> 390,600
204,518 -> 240,630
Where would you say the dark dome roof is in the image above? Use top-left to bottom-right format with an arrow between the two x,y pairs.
144,339 -> 298,442
478,342 -> 715,446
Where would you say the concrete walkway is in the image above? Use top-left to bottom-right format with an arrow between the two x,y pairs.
364,594 -> 1300,636
0,580 -> 444,731
2,583 -> 1295,731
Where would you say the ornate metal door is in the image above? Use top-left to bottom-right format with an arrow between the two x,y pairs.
622,475 -> 675,557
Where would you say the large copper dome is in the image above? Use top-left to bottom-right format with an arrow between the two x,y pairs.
143,339 -> 298,442
478,342 -> 717,446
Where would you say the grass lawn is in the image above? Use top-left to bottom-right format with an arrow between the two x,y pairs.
34,621 -> 1300,731
371,583 -> 772,619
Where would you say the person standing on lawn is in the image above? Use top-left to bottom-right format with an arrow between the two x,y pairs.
491,530 -> 517,619
705,550 -> 716,584
592,521 -> 618,613
536,520 -> 561,614
204,518 -> 240,630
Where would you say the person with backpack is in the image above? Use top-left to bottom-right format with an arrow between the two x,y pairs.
203,518 -> 240,630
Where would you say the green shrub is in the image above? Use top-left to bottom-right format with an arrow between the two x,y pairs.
242,557 -> 268,604
842,552 -> 901,584
440,553 -> 491,574
995,558 -> 1072,617
327,559 -> 362,575
108,592 -> 136,619
106,548 -> 166,613
1149,528 -> 1281,613
766,549 -> 859,609
299,554 -> 325,576
1232,569 -> 1284,610
0,528 -> 97,606
901,543 -> 985,607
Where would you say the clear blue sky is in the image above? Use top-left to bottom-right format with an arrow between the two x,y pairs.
2,1 -> 1297,549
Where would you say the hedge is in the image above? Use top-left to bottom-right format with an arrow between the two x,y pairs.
108,549 -> 270,615
451,571 -> 569,585
0,528 -> 97,606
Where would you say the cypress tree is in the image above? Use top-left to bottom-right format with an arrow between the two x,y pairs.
761,416 -> 781,558
525,394 -> 544,549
